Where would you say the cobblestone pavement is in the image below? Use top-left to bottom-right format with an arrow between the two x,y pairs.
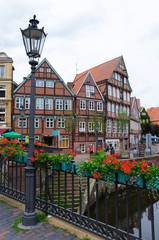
0,201 -> 81,240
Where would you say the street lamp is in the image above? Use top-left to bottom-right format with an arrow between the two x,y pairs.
20,105 -> 25,142
20,15 -> 47,227
95,122 -> 100,153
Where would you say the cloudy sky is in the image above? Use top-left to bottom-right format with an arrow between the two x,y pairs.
1,0 -> 159,109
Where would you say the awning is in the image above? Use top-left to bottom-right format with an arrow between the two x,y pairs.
0,128 -> 8,135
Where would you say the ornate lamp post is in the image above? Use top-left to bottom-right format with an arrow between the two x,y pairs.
20,15 -> 47,227
95,122 -> 99,153
20,105 -> 25,142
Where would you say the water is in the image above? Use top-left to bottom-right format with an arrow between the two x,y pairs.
86,188 -> 159,240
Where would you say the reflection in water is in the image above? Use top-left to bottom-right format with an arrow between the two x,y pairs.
85,188 -> 159,240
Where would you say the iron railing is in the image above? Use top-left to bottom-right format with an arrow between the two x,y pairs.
0,158 -> 158,240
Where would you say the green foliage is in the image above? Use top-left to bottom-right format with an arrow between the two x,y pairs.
116,108 -> 130,133
12,217 -> 28,233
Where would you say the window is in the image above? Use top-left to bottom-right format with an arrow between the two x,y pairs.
98,122 -> 102,132
118,74 -> 120,81
36,98 -> 44,109
115,72 -> 118,80
86,85 -> 90,97
58,118 -> 65,128
15,97 -> 23,109
88,122 -> 95,132
80,144 -> 85,153
64,99 -> 71,110
113,121 -> 116,133
126,123 -> 129,133
35,135 -> 40,141
127,92 -> 130,102
127,107 -> 130,115
117,89 -> 120,98
108,85 -> 112,96
123,92 -> 126,101
118,122 -> 121,133
0,86 -> 6,98
120,64 -> 124,70
116,104 -> 119,114
46,80 -> 54,88
45,99 -> 53,110
107,120 -> 111,133
80,100 -> 86,110
36,80 -> 44,87
18,118 -> 27,128
60,135 -> 69,148
0,65 -> 5,77
85,85 -> 94,97
113,87 -> 116,97
0,108 -> 5,122
124,77 -> 127,84
46,68 -> 51,73
35,118 -> 39,128
123,106 -> 126,113
46,118 -> 54,128
79,121 -> 86,132
121,77 -> 124,88
112,103 -> 115,113
107,102 -> 111,112
25,98 -> 30,109
120,105 -> 123,113
97,102 -> 103,112
89,101 -> 95,110
56,99 -> 63,110
120,92 -> 123,101
39,68 -> 44,72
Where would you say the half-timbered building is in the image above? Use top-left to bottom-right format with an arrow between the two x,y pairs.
13,58 -> 74,152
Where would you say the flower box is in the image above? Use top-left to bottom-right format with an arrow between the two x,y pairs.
50,164 -> 60,170
146,177 -> 159,190
83,170 -> 93,177
113,172 -> 130,184
61,161 -> 71,171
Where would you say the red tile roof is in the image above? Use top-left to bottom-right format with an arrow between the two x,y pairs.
73,56 -> 121,95
147,107 -> 159,122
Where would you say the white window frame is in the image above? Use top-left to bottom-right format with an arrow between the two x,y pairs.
80,100 -> 86,110
113,87 -> 116,97
88,122 -> 95,132
46,80 -> 54,88
36,79 -> 44,87
79,121 -> 86,132
64,99 -> 72,110
0,108 -> 6,122
57,118 -> 65,128
89,101 -> 95,110
107,102 -> 111,112
90,86 -> 94,93
45,98 -> 53,110
46,68 -> 51,73
124,77 -> 127,84
15,97 -> 24,109
86,85 -> 90,97
18,118 -> 27,128
25,98 -> 30,109
113,121 -> 116,133
112,103 -> 115,113
116,104 -> 119,114
127,92 -> 130,102
108,85 -> 112,96
60,135 -> 69,148
56,99 -> 63,110
117,89 -> 120,99
0,86 -> 6,98
123,91 -> 126,101
97,102 -> 103,112
36,98 -> 44,109
107,120 -> 111,133
118,74 -> 120,81
98,122 -> 103,133
80,144 -> 85,153
35,118 -> 39,128
115,72 -> 118,80
127,107 -> 130,116
35,135 -> 40,141
39,68 -> 44,72
46,118 -> 54,128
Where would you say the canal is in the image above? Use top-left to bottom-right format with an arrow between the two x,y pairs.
86,188 -> 159,240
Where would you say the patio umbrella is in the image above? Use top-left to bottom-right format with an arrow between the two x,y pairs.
1,131 -> 22,138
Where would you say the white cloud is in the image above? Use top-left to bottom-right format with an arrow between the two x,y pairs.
1,0 -> 159,108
